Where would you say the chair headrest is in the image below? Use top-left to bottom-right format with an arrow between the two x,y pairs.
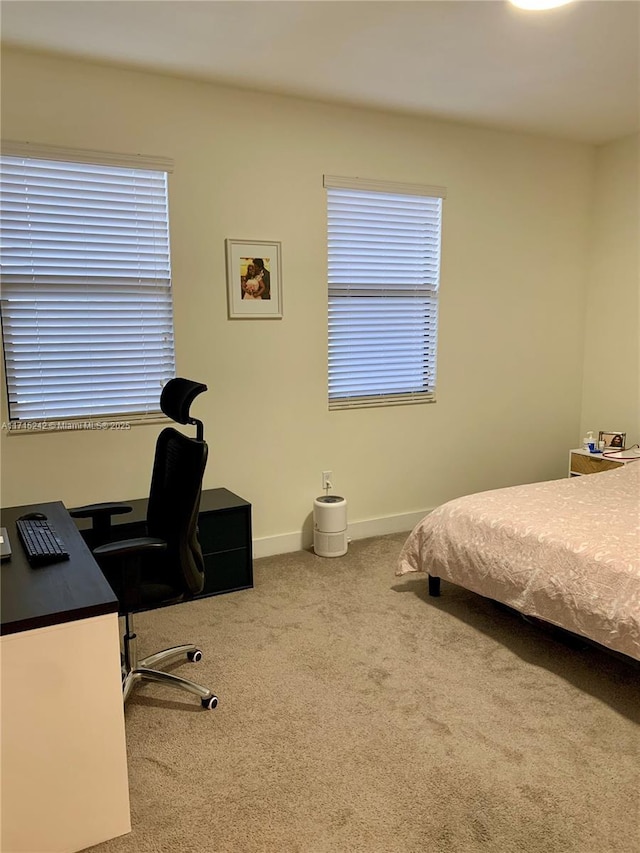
160,378 -> 208,424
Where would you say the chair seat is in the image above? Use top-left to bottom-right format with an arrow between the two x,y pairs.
101,561 -> 186,612
137,582 -> 184,607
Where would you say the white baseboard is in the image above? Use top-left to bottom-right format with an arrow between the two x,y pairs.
252,508 -> 432,559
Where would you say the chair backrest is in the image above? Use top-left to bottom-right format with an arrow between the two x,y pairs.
146,379 -> 209,597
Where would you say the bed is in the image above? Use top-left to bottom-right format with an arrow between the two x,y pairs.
396,462 -> 640,661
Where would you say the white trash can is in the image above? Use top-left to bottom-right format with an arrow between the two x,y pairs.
313,495 -> 348,557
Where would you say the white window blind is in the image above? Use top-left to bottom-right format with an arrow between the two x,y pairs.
324,175 -> 445,410
0,147 -> 176,424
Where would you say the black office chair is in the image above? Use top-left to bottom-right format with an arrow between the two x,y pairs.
71,378 -> 218,710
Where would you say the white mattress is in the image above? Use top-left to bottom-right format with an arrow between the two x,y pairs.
397,463 -> 640,661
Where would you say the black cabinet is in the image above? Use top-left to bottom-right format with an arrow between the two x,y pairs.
198,489 -> 253,596
72,488 -> 253,598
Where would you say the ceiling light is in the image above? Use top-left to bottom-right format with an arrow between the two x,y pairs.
509,0 -> 576,9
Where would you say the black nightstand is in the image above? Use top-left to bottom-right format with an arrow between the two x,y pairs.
72,488 -> 253,598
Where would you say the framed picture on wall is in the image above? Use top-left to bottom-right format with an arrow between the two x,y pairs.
599,430 -> 626,450
225,239 -> 283,319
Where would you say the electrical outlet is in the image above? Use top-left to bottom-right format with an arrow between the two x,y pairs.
322,470 -> 332,490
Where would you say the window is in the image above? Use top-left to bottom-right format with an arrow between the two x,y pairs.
0,143 -> 176,427
324,175 -> 445,410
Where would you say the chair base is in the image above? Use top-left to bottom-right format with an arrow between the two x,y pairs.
122,617 -> 218,710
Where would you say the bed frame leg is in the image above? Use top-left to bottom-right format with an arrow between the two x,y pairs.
428,575 -> 441,597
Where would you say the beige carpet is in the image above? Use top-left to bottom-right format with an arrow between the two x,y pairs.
90,533 -> 639,853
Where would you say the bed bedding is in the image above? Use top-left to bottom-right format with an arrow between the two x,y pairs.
396,463 -> 640,661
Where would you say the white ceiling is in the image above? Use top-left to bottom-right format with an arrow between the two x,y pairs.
1,0 -> 638,144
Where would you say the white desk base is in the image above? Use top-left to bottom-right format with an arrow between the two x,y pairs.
1,613 -> 131,852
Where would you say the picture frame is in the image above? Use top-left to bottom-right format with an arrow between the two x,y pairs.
598,430 -> 626,450
225,239 -> 282,319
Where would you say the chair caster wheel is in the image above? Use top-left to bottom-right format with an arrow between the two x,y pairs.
187,649 -> 203,662
202,695 -> 218,710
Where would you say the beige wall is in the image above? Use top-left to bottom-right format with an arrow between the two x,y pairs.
580,134 -> 639,447
0,49 -> 593,543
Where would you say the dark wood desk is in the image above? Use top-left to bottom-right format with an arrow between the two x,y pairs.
0,501 -> 130,853
1,501 -> 119,635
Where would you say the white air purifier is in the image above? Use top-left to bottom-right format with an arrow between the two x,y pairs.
313,495 -> 348,557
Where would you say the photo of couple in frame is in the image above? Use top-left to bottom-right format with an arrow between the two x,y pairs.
226,240 -> 282,319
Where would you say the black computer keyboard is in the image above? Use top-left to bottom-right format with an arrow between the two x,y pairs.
16,518 -> 70,566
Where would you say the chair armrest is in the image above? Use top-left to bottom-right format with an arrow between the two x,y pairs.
69,502 -> 133,521
69,502 -> 135,537
93,537 -> 167,559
